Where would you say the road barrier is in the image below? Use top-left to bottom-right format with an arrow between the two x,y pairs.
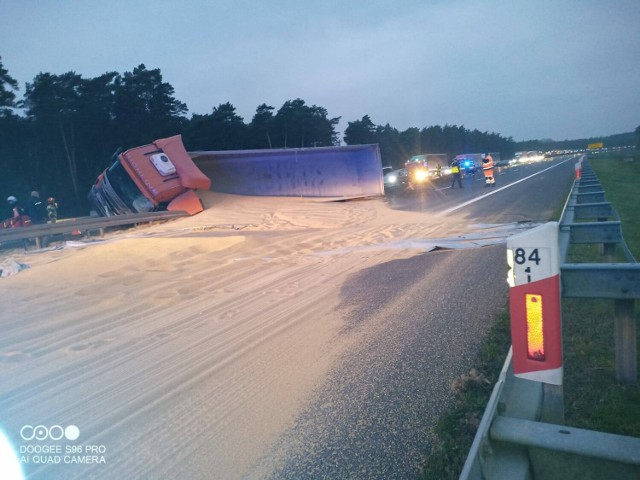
0,210 -> 188,250
460,156 -> 640,479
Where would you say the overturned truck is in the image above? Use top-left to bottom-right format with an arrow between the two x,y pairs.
89,138 -> 384,216
89,135 -> 211,216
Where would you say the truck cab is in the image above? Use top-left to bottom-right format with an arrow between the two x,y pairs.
89,135 -> 211,216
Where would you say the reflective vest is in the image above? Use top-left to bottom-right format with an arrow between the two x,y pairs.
451,164 -> 460,173
482,157 -> 494,176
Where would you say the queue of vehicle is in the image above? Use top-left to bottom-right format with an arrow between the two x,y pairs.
383,152 -> 502,192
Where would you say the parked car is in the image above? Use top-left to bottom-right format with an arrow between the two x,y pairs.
384,168 -> 407,189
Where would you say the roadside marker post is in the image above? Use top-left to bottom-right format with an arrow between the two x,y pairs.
575,160 -> 582,180
507,222 -> 565,423
507,222 -> 563,385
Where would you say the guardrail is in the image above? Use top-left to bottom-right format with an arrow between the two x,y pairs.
460,156 -> 640,479
0,210 -> 189,250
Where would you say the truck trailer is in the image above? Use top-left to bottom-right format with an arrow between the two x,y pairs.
190,144 -> 384,198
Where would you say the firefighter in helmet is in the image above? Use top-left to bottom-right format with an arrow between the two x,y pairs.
47,197 -> 58,223
5,196 -> 22,227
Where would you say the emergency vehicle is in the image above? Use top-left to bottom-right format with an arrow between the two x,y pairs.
404,154 -> 448,188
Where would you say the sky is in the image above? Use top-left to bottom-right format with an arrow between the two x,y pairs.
1,0 -> 639,142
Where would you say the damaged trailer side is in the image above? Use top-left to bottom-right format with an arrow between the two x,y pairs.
190,144 -> 384,198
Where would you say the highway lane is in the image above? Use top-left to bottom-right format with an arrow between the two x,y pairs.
264,246 -> 507,479
260,157 -> 577,479
385,156 -> 579,220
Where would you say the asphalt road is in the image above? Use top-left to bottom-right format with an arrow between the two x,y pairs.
385,156 -> 578,222
261,157 -> 578,479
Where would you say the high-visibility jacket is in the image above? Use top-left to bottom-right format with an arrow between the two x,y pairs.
451,163 -> 460,174
482,156 -> 494,177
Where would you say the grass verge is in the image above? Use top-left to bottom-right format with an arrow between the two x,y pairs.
419,154 -> 640,479
563,154 -> 640,435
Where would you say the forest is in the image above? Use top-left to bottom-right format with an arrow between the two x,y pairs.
0,57 -> 633,216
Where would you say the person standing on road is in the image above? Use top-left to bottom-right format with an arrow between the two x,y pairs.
482,154 -> 495,187
450,160 -> 463,188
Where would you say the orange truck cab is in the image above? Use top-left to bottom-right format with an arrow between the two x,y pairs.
89,135 -> 211,216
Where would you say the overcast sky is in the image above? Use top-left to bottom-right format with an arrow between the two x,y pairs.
1,0 -> 639,142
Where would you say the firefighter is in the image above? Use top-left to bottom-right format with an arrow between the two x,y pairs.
5,196 -> 22,227
47,197 -> 58,223
482,154 -> 495,187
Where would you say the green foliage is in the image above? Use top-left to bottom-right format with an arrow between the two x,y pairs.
247,103 -> 276,149
516,131 -> 636,152
22,71 -> 86,197
183,102 -> 247,151
562,298 -> 640,436
112,64 -> 187,148
343,114 -> 377,145
182,98 -> 340,151
345,118 -> 516,168
2,64 -> 190,214
0,56 -> 19,109
560,155 -> 640,436
589,156 -> 640,259
271,98 -> 340,148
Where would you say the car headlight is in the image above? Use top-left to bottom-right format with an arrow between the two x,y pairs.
387,175 -> 397,184
415,169 -> 429,182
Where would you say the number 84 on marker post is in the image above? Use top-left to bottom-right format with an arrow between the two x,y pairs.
507,222 -> 558,287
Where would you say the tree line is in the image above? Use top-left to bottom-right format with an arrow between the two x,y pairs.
0,57 -> 532,215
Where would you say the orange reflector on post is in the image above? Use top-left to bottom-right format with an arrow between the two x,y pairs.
526,294 -> 545,361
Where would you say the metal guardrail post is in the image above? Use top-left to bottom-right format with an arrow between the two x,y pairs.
615,299 -> 637,384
